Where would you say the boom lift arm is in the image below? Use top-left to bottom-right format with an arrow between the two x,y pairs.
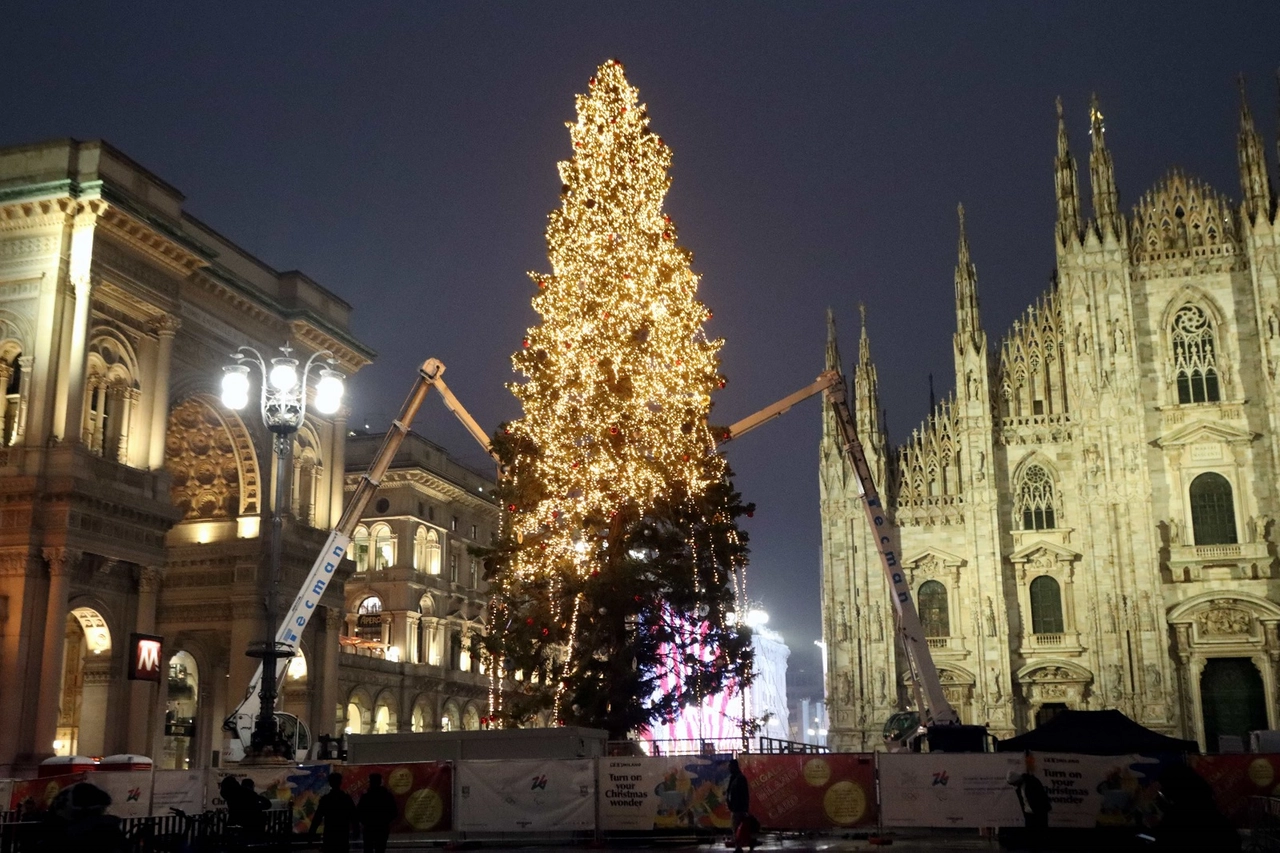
224,358 -> 498,757
721,369 -> 963,740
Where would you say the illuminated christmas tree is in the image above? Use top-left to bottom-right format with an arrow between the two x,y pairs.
482,60 -> 754,738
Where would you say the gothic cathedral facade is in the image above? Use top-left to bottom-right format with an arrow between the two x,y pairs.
821,86 -> 1280,751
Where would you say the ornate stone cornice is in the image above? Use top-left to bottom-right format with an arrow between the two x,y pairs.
42,547 -> 81,576
138,566 -> 163,593
148,312 -> 181,337
288,320 -> 372,374
96,205 -> 206,278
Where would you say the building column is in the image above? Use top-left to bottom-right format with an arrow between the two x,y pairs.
326,410 -> 348,529
146,315 -> 180,470
317,607 -> 341,741
53,209 -> 99,442
129,567 -> 162,755
34,548 -> 77,759
12,355 -> 32,446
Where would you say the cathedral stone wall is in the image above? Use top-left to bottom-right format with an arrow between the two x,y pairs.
821,89 -> 1280,752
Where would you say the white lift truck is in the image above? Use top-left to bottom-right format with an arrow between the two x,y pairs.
721,368 -> 986,752
223,358 -> 498,761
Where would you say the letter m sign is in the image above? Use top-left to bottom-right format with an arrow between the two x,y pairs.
129,633 -> 164,682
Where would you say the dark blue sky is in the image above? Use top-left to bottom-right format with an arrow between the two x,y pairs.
4,2 -> 1277,698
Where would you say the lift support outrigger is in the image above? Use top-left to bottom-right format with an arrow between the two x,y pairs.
721,368 -> 987,752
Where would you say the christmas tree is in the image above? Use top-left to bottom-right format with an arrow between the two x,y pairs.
482,60 -> 754,738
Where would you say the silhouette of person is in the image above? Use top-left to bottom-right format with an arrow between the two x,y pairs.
356,773 -> 398,853
726,759 -> 752,853
311,772 -> 357,853
1008,769 -> 1051,853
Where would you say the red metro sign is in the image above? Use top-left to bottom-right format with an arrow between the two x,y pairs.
128,633 -> 164,682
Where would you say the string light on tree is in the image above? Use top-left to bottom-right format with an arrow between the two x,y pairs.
482,60 -> 754,738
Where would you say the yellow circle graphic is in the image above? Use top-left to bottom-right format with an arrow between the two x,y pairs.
803,758 -> 831,787
1248,758 -> 1274,788
823,780 -> 867,826
388,766 -> 414,795
405,787 -> 444,830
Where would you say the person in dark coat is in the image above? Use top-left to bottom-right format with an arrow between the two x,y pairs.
39,782 -> 126,853
726,759 -> 752,853
310,772 -> 357,853
220,775 -> 250,829
1008,769 -> 1052,853
240,777 -> 271,835
356,773 -> 398,853
1152,763 -> 1240,852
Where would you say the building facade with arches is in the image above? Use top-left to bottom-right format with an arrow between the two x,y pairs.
336,431 -> 499,739
0,139 -> 372,774
821,88 -> 1280,751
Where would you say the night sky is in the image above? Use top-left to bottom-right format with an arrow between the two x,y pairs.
4,3 -> 1278,700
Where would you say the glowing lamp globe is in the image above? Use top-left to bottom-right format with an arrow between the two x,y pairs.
314,370 -> 345,415
268,359 -> 299,392
220,365 -> 250,410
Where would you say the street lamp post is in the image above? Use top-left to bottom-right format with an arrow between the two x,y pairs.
222,343 -> 344,760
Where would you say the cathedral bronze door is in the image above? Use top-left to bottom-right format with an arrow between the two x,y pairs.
1199,658 -> 1267,752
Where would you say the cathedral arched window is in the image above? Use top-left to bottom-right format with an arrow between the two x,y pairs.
370,523 -> 394,570
1017,464 -> 1058,530
83,337 -> 140,463
1029,576 -> 1064,634
354,595 -> 382,641
351,525 -> 370,572
918,580 -> 949,638
1171,304 -> 1221,404
415,527 -> 441,574
291,428 -> 322,527
1189,472 -> 1237,546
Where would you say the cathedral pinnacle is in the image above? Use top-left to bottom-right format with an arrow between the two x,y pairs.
954,204 -> 983,352
1088,93 -> 1122,242
853,303 -> 883,456
825,306 -> 842,372
1237,74 -> 1273,224
1054,97 -> 1082,247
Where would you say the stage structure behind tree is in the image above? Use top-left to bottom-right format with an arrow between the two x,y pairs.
482,60 -> 753,739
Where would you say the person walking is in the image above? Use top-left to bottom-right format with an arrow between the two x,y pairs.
1008,768 -> 1052,853
356,773 -> 398,853
726,758 -> 753,853
310,772 -> 358,853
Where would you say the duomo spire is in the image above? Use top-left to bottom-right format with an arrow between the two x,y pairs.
1054,97 -> 1082,247
825,306 -> 842,372
1088,93 -> 1122,242
954,204 -> 983,354
853,303 -> 885,478
1237,75 -> 1272,224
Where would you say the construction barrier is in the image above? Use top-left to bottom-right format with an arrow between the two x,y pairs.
4,751 -> 1274,836
457,758 -> 594,832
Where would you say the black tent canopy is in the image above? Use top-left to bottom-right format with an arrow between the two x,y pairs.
996,710 -> 1199,755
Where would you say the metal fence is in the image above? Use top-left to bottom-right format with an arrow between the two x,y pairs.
611,735 -> 828,756
0,808 -> 292,853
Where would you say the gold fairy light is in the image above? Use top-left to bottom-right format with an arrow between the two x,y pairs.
505,59 -> 725,581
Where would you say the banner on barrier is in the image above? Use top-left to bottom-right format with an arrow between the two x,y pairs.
208,764 -> 331,833
599,755 -> 731,831
151,770 -> 204,816
9,773 -> 86,810
458,759 -> 594,832
1034,752 -> 1164,828
740,754 -> 877,829
879,752 -> 1025,827
1190,753 -> 1280,827
341,762 -> 453,834
97,771 -> 153,818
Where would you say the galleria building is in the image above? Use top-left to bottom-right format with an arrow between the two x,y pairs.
0,139 -> 498,775
821,89 -> 1280,752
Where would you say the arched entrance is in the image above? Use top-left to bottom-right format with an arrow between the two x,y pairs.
1200,658 -> 1267,752
56,607 -> 113,756
163,651 -> 199,769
